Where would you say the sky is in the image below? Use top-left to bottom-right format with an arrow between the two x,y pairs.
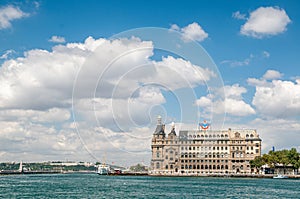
0,0 -> 299,166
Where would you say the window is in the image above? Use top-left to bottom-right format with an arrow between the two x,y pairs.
156,152 -> 159,158
156,162 -> 160,169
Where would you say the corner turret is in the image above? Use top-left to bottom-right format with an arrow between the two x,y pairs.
153,115 -> 165,138
168,122 -> 176,137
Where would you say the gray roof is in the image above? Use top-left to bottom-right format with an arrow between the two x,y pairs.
154,124 -> 165,135
168,128 -> 176,136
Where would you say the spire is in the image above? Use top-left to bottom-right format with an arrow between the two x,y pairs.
169,122 -> 176,136
154,115 -> 165,136
157,115 -> 162,125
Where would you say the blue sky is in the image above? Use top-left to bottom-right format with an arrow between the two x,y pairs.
0,0 -> 299,166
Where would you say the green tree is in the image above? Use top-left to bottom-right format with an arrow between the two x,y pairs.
250,156 -> 265,173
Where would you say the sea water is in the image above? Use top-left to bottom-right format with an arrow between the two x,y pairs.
0,173 -> 299,198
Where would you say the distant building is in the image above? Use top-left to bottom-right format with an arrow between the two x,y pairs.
149,116 -> 262,175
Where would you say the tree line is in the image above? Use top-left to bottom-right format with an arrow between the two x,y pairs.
250,148 -> 300,171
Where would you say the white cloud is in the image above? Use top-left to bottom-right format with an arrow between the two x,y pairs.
241,6 -> 291,38
251,79 -> 300,118
0,35 -> 215,163
0,108 -> 70,123
262,69 -> 283,80
196,84 -> 255,117
170,22 -> 208,42
195,96 -> 212,107
153,56 -> 215,90
232,11 -> 246,20
262,51 -> 270,58
247,70 -> 283,87
223,84 -> 247,99
248,70 -> 300,118
49,35 -> 66,43
170,24 -> 179,31
0,5 -> 29,29
223,98 -> 255,116
221,54 -> 253,67
0,49 -> 14,59
223,118 -> 300,154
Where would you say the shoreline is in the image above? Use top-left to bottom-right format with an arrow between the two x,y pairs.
1,171 -> 300,179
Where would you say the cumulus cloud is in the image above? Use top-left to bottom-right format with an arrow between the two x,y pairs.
252,79 -> 300,118
170,22 -> 208,42
248,70 -> 300,118
0,35 -> 215,163
262,69 -> 283,80
0,5 -> 29,29
196,84 -> 255,117
195,96 -> 212,107
241,6 -> 291,38
49,35 -> 66,43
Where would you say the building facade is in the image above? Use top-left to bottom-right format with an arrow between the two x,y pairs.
149,117 -> 262,175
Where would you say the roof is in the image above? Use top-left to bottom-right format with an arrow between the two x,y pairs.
154,124 -> 165,135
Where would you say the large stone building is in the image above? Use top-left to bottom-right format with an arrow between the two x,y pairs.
149,116 -> 262,175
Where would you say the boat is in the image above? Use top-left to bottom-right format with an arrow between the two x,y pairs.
97,164 -> 110,175
273,174 -> 288,179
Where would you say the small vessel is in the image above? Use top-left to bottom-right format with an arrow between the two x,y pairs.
273,174 -> 288,179
97,164 -> 110,175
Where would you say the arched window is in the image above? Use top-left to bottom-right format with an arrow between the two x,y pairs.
165,165 -> 168,169
156,162 -> 160,169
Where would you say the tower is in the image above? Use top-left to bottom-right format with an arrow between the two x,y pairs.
151,116 -> 166,172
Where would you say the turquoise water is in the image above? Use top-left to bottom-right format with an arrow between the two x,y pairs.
0,173 -> 299,198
